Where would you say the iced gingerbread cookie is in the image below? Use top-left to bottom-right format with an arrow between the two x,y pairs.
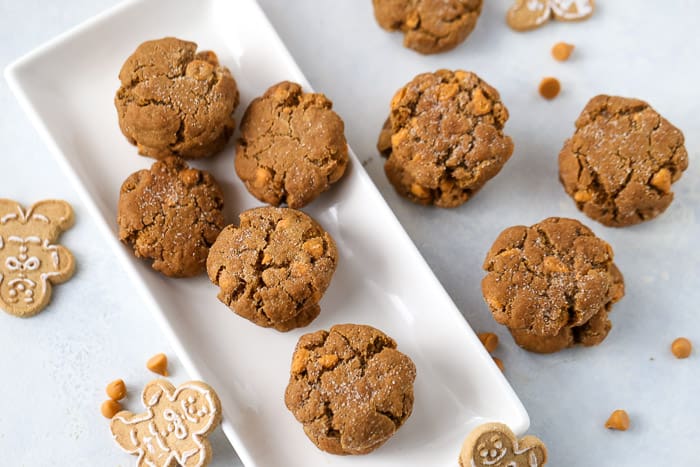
459,422 -> 547,466
0,199 -> 75,317
110,379 -> 222,467
506,0 -> 594,31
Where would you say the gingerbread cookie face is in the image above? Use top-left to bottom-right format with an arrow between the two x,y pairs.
459,422 -> 547,467
285,324 -> 416,455
482,217 -> 624,353
118,157 -> 226,278
559,95 -> 689,227
206,207 -> 337,331
110,380 -> 221,467
373,0 -> 483,54
380,70 -> 513,207
115,37 -> 239,159
0,199 -> 75,317
550,0 -> 594,21
235,81 -> 348,208
506,0 -> 594,31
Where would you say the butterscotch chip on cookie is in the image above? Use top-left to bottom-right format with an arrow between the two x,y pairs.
235,81 -> 348,208
206,207 -> 337,331
117,157 -> 225,277
115,37 -> 239,159
285,324 -> 416,455
379,70 -> 514,207
373,0 -> 483,54
559,95 -> 689,227
482,217 -> 624,353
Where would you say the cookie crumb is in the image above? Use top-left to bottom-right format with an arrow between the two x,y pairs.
671,337 -> 692,359
478,332 -> 499,353
552,42 -> 575,61
147,353 -> 169,376
101,399 -> 122,419
106,379 -> 127,401
539,77 -> 561,100
605,410 -> 630,431
493,357 -> 505,372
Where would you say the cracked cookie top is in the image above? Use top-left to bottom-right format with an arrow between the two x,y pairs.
373,0 -> 483,54
285,324 -> 416,455
234,81 -> 348,209
206,207 -> 337,332
481,217 -> 624,351
115,37 -> 239,159
559,95 -> 689,227
379,69 -> 514,207
118,157 -> 225,277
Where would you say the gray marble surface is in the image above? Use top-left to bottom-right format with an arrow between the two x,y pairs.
1,1 -> 698,465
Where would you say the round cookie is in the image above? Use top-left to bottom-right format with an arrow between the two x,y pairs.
373,0 -> 483,54
559,95 -> 689,227
378,69 -> 514,207
481,217 -> 624,353
115,37 -> 239,159
117,157 -> 225,277
206,207 -> 337,331
285,324 -> 416,455
234,81 -> 348,208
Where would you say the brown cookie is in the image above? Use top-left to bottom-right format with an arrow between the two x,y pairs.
506,0 -> 551,32
559,95 -> 689,227
117,157 -> 225,277
459,422 -> 547,467
115,37 -> 239,159
481,217 -> 624,353
379,70 -> 514,207
373,0 -> 483,54
206,207 -> 337,331
234,81 -> 348,209
285,324 -> 416,455
550,0 -> 594,21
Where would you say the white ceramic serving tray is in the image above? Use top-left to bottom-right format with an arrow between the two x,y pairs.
5,0 -> 528,465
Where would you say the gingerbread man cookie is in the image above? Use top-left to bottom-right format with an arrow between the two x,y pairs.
459,422 -> 547,467
0,199 -> 75,317
110,380 -> 222,467
506,0 -> 594,31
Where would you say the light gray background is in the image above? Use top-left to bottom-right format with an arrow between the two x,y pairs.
1,1 -> 698,465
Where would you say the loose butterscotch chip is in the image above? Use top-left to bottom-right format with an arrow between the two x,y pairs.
539,77 -> 561,100
147,353 -> 169,376
671,337 -> 692,359
552,42 -> 575,61
101,399 -> 122,419
106,379 -> 127,401
493,357 -> 505,372
605,409 -> 630,431
478,332 -> 499,353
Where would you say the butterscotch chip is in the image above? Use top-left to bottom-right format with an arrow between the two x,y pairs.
115,37 -> 239,159
539,77 -> 561,99
206,207 -> 338,332
373,0 -> 483,54
285,324 -> 416,455
101,399 -> 122,419
478,332 -> 499,353
106,379 -> 127,401
605,409 -> 630,431
147,353 -> 169,376
559,95 -> 689,227
671,337 -> 692,359
552,42 -> 575,61
235,81 -> 348,208
493,357 -> 505,372
379,70 -> 514,207
482,217 -> 624,353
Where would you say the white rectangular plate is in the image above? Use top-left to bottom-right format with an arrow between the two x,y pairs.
5,0 -> 528,465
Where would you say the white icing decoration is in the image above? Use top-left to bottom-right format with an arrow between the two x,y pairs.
148,391 -> 162,407
527,0 -> 545,11
130,429 -> 138,447
0,235 -> 3,249
550,0 -> 592,19
30,213 -> 49,223
0,213 -> 17,224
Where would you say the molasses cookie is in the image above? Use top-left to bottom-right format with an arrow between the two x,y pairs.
285,324 -> 416,455
559,95 -> 689,227
115,37 -> 239,159
117,157 -> 225,277
378,70 -> 514,207
373,0 -> 483,54
206,207 -> 337,331
482,217 -> 624,353
234,81 -> 348,208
